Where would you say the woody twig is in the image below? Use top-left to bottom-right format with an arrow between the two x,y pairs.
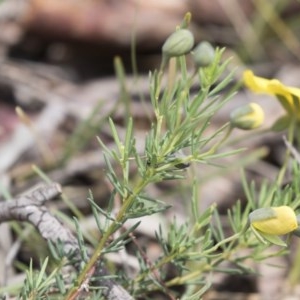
0,183 -> 133,300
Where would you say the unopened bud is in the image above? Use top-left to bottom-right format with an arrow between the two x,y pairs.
192,41 -> 215,67
250,206 -> 297,235
230,103 -> 264,130
162,29 -> 194,58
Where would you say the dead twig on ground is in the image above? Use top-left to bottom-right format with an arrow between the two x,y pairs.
0,183 -> 134,300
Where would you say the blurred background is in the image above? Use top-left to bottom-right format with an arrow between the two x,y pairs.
3,0 -> 300,78
1,0 -> 300,299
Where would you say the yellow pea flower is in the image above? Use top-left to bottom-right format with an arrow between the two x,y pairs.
243,70 -> 300,119
249,206 -> 297,235
230,102 -> 264,130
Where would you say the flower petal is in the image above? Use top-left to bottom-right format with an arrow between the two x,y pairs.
243,70 -> 278,94
250,206 -> 297,235
230,102 -> 264,130
287,87 -> 300,99
243,70 -> 296,115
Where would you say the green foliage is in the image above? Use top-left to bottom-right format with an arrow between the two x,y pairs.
20,258 -> 59,300
3,13 -> 300,300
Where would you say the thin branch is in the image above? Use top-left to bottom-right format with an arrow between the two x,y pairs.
0,183 -> 134,300
283,135 -> 300,164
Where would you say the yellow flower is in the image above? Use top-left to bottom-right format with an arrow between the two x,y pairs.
243,70 -> 300,119
230,102 -> 264,130
249,206 -> 297,235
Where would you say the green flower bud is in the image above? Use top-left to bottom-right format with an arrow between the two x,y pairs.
162,29 -> 194,58
250,206 -> 297,235
192,41 -> 215,67
230,102 -> 264,130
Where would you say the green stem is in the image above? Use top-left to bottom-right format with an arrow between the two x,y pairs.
198,125 -> 233,159
210,125 -> 233,154
64,176 -> 151,299
202,232 -> 242,256
135,226 -> 245,287
165,252 -> 229,286
226,127 -> 270,147
166,264 -> 212,286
